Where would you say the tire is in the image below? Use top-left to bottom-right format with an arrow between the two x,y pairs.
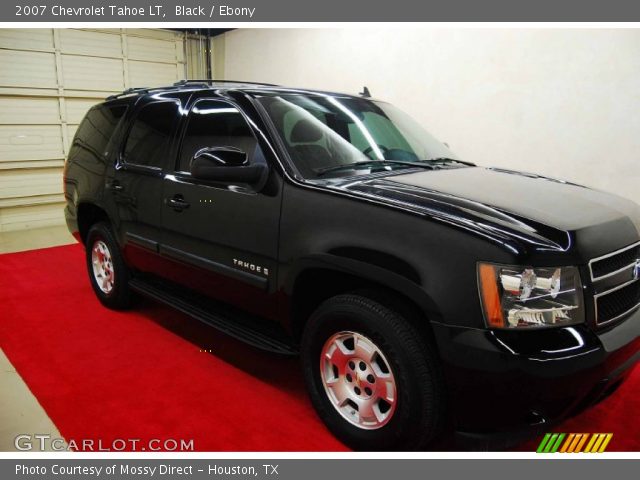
301,294 -> 445,451
85,222 -> 131,310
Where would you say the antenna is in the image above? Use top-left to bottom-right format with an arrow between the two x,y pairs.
359,86 -> 371,98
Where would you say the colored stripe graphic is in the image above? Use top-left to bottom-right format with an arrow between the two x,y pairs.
585,433 -> 613,453
550,433 -> 565,452
537,433 -> 612,453
584,433 -> 598,452
574,433 -> 589,452
536,433 -> 552,453
559,433 -> 575,453
544,433 -> 559,453
597,434 -> 613,452
567,433 -> 582,452
537,433 -> 565,453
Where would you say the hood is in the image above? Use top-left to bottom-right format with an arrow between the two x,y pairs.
333,166 -> 640,258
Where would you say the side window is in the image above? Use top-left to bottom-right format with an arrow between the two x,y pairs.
70,104 -> 127,161
123,101 -> 180,168
178,99 -> 260,173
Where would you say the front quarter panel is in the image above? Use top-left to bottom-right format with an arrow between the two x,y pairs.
278,181 -> 517,329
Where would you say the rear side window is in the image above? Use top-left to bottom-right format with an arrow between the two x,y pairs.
123,100 -> 180,168
178,99 -> 259,173
70,104 -> 127,161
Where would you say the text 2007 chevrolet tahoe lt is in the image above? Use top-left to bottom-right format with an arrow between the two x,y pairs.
63,80 -> 640,450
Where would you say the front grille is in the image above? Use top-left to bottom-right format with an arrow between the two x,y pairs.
590,241 -> 640,326
590,243 -> 640,279
595,280 -> 640,325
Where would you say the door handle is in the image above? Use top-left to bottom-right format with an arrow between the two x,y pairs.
108,181 -> 124,192
167,195 -> 190,211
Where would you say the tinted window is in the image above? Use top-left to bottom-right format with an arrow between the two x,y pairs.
71,104 -> 127,161
178,99 -> 259,173
123,101 -> 179,167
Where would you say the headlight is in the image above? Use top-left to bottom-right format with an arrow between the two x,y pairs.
478,263 -> 584,329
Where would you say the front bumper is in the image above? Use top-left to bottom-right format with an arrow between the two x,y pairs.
433,306 -> 640,436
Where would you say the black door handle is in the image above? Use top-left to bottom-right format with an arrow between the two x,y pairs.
167,195 -> 190,211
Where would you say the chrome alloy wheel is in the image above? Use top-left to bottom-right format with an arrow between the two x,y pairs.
91,240 -> 115,294
320,331 -> 397,430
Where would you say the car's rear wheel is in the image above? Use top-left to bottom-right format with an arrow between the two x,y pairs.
301,294 -> 445,450
85,222 -> 131,309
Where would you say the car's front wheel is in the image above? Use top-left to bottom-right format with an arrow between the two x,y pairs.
301,294 -> 445,450
85,222 -> 131,309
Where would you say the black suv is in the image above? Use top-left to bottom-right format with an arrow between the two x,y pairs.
64,80 -> 640,450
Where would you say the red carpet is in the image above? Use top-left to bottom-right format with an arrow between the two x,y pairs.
1,244 -> 638,451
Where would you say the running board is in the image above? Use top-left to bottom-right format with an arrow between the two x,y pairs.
129,277 -> 298,356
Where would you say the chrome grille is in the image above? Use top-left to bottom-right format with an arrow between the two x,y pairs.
589,241 -> 640,326
590,242 -> 640,280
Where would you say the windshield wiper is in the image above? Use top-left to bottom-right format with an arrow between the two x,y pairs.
421,157 -> 475,167
314,160 -> 437,177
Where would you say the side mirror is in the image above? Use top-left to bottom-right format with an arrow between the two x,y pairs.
190,146 -> 267,184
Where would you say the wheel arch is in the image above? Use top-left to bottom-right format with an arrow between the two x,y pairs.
286,254 -> 442,345
76,202 -> 112,245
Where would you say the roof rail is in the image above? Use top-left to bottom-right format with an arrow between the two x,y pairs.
106,87 -> 149,101
172,79 -> 279,87
105,80 -> 278,101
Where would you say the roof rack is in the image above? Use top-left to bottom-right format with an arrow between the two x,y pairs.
172,79 -> 279,87
105,87 -> 149,101
105,80 -> 278,101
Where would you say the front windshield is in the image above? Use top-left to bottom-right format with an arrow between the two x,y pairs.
256,92 -> 459,179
